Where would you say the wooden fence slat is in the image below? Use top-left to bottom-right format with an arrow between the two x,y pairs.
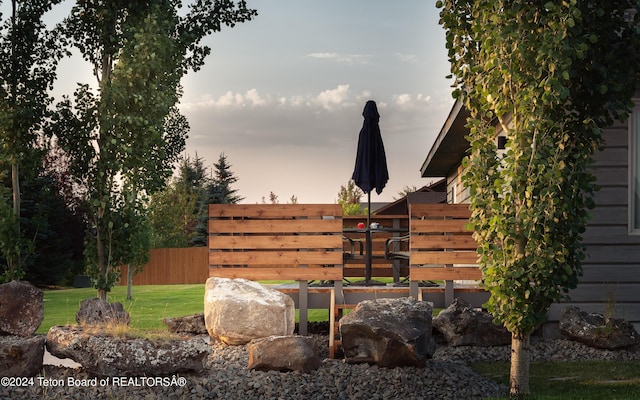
411,251 -> 478,265
410,266 -> 482,281
410,235 -> 477,250
209,204 -> 342,218
208,267 -> 343,281
209,219 -> 342,234
211,234 -> 342,249
209,250 -> 343,265
411,219 -> 471,233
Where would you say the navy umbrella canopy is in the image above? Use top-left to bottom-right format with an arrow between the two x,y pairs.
351,100 -> 389,284
352,100 -> 389,197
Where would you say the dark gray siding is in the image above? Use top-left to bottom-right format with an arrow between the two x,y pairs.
549,120 -> 640,329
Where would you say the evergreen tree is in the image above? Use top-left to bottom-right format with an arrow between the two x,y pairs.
191,153 -> 243,246
210,153 -> 244,204
149,153 -> 244,248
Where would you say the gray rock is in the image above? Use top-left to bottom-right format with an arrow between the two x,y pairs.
559,306 -> 639,350
46,325 -> 210,376
163,313 -> 207,335
0,335 -> 45,377
76,298 -> 130,326
339,297 -> 435,367
433,298 -> 511,346
247,335 -> 320,373
0,281 -> 44,337
204,278 -> 295,345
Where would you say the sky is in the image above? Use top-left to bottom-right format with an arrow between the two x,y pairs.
46,0 -> 455,204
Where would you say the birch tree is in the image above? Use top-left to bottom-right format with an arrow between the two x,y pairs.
439,1 -> 640,397
0,0 -> 66,281
55,0 -> 256,300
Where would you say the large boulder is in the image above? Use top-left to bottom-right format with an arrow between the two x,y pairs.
433,298 -> 511,346
204,278 -> 295,345
0,281 -> 44,337
46,325 -> 210,376
559,306 -> 639,350
163,313 -> 207,335
247,336 -> 320,373
0,335 -> 45,377
339,297 -> 435,367
76,298 -> 130,326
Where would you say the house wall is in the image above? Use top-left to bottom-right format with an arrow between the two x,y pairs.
444,119 -> 640,332
548,119 -> 640,331
446,164 -> 470,204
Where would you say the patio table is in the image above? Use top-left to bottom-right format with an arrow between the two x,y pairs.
343,226 -> 408,284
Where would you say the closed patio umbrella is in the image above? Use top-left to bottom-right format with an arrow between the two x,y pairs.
351,100 -> 389,283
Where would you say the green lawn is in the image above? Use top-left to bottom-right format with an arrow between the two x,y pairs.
471,361 -> 640,400
40,285 -> 640,399
39,284 -> 206,334
38,284 -> 330,334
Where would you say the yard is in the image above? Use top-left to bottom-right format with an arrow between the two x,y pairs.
38,284 -> 640,399
38,283 -> 330,334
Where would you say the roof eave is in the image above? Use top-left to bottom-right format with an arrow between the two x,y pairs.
420,99 -> 471,177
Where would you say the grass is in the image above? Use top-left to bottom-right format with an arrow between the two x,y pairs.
41,285 -> 640,399
471,361 -> 640,400
38,284 -> 330,334
39,284 -> 206,334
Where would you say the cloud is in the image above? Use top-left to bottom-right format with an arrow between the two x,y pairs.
177,86 -> 455,204
181,84 -> 358,112
306,52 -> 370,65
307,52 -> 339,59
178,85 -> 453,159
315,84 -> 352,111
394,53 -> 418,63
392,93 -> 432,109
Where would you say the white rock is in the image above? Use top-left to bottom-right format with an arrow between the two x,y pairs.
204,278 -> 295,345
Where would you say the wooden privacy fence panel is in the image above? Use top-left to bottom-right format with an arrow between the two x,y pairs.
208,204 -> 345,336
408,203 -> 483,303
119,247 -> 209,286
208,204 -> 344,281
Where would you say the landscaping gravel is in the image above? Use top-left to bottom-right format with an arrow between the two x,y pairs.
3,331 -> 640,400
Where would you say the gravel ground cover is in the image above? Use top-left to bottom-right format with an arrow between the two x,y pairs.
3,325 -> 640,400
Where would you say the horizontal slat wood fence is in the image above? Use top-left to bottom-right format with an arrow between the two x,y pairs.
118,247 -> 208,286
408,203 -> 482,303
208,204 -> 345,336
208,204 -> 344,281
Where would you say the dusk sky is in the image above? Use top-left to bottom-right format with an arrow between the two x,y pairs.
48,1 -> 455,204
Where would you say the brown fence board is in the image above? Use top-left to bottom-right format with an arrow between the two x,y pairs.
118,247 -> 208,286
209,250 -> 343,265
207,267 -> 343,281
411,219 -> 470,233
411,266 -> 482,281
209,219 -> 342,234
211,234 -> 341,249
410,235 -> 477,250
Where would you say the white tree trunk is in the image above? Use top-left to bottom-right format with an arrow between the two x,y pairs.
510,332 -> 531,399
126,264 -> 134,300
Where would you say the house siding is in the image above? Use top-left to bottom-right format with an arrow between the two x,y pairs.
549,119 -> 640,329
442,119 -> 640,331
446,164 -> 470,204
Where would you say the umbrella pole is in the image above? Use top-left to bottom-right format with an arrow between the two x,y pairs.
366,191 -> 372,284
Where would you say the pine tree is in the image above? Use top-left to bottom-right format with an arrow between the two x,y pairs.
210,153 -> 244,204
